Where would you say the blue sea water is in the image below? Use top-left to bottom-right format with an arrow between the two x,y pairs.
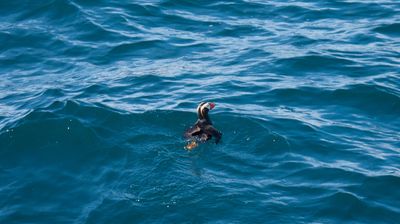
1,0 -> 400,223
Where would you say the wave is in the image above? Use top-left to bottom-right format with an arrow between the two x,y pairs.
267,83 -> 400,118
373,23 -> 400,37
274,55 -> 356,72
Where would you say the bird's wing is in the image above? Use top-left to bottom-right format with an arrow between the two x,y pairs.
184,125 -> 202,138
204,125 -> 222,144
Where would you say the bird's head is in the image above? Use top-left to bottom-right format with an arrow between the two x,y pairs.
197,102 -> 215,119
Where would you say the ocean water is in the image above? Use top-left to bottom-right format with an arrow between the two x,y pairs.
1,0 -> 400,223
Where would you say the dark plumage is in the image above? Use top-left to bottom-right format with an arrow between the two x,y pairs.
184,102 -> 222,144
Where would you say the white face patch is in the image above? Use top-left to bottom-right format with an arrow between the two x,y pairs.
203,103 -> 211,110
197,102 -> 205,115
197,102 -> 210,119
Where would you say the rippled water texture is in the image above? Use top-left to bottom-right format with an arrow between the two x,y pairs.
1,0 -> 400,223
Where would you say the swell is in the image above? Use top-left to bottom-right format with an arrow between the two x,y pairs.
0,100 -> 285,222
267,84 -> 400,119
0,100 -> 277,151
1,99 -> 399,223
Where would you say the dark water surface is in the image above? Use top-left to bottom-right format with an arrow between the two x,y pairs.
1,0 -> 400,223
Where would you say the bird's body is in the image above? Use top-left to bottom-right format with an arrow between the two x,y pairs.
184,102 -> 222,144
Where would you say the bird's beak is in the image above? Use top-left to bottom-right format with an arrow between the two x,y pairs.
209,102 -> 215,110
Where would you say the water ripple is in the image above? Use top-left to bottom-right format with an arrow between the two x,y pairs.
1,0 -> 400,223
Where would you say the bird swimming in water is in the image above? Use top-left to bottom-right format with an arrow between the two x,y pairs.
184,102 -> 222,149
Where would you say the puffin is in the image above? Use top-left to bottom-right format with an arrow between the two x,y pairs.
184,102 -> 222,146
